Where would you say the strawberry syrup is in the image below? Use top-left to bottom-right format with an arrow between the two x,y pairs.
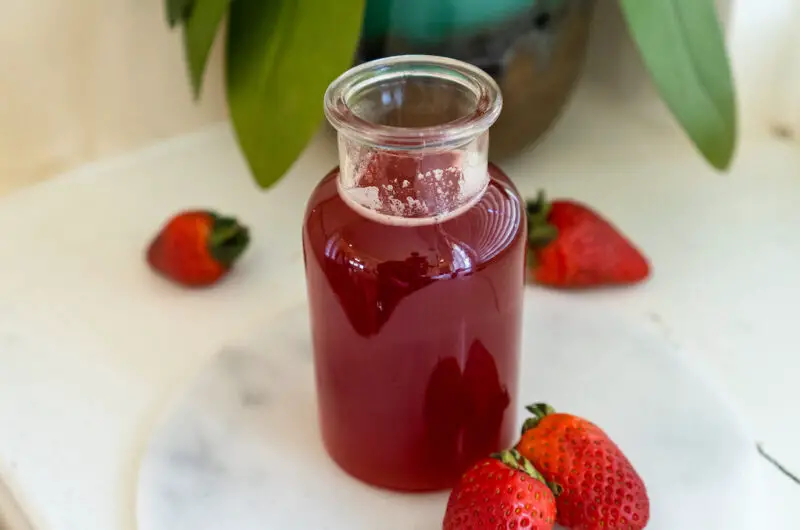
302,159 -> 526,491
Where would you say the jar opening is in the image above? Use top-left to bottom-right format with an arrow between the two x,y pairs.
326,56 -> 501,224
325,55 -> 502,149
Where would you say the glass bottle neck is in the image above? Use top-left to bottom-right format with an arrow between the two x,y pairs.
335,132 -> 490,225
324,55 -> 502,225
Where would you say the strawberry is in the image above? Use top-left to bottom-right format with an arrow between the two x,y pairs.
526,191 -> 650,288
146,210 -> 249,287
516,403 -> 650,530
443,449 -> 557,530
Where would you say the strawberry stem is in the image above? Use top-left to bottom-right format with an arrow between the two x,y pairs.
548,481 -> 564,496
494,450 -> 546,482
208,213 -> 250,267
493,449 -> 562,496
526,403 -> 556,417
521,403 -> 556,433
525,190 -> 558,250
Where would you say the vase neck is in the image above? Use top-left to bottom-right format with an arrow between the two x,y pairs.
324,55 -> 502,225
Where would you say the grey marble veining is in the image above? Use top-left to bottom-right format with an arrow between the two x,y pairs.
137,293 -> 764,530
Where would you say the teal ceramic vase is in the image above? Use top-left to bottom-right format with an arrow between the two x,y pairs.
357,0 -> 596,159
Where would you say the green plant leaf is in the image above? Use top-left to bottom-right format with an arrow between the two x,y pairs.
620,0 -> 738,171
183,0 -> 229,98
226,0 -> 366,189
166,0 -> 195,27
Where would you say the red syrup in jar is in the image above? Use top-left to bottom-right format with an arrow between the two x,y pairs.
302,150 -> 526,491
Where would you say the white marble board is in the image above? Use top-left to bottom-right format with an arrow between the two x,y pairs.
137,292 -> 764,530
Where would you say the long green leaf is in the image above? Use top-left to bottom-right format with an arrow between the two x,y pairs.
183,0 -> 229,98
226,0 -> 366,189
620,0 -> 738,171
166,0 -> 195,27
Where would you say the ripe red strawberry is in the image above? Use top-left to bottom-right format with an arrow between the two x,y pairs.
526,191 -> 650,288
146,210 -> 249,287
515,403 -> 650,530
443,449 -> 557,530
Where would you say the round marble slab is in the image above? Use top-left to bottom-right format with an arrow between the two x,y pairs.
137,292 -> 763,530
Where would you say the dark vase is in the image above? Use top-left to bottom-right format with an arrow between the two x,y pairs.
356,0 -> 596,159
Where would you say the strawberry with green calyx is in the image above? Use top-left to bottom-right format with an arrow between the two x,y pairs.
443,448 -> 558,530
526,190 -> 650,288
147,210 -> 249,287
516,403 -> 650,530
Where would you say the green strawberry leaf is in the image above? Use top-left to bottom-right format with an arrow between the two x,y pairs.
226,0 -> 366,189
620,0 -> 738,171
183,0 -> 230,98
166,0 -> 196,27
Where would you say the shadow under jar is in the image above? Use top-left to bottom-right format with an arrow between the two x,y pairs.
302,56 -> 527,491
357,0 -> 597,159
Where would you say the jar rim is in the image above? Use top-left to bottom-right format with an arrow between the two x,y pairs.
324,55 -> 503,150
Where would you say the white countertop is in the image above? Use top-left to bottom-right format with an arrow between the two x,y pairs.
0,85 -> 798,529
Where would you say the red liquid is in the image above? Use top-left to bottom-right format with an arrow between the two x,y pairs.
302,162 -> 526,491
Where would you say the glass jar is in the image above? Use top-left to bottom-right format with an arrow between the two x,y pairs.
302,55 -> 526,491
356,0 -> 596,159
